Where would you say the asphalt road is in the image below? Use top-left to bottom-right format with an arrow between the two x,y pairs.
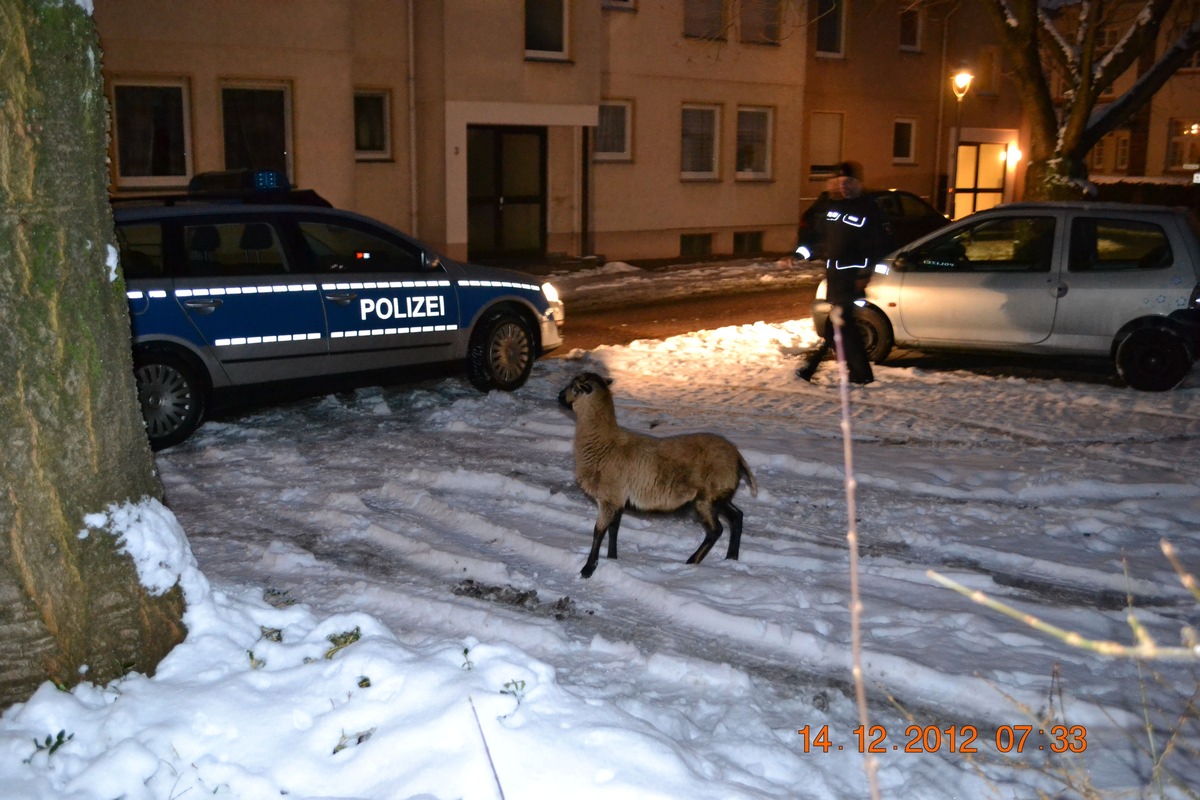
551,285 -> 815,354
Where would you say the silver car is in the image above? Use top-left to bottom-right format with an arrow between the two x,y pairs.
812,202 -> 1200,391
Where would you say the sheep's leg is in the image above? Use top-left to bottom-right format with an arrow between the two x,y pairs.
718,499 -> 744,560
581,501 -> 621,579
685,501 -> 723,565
606,508 -> 623,560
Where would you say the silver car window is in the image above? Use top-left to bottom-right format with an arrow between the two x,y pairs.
908,216 -> 1056,274
1068,217 -> 1172,272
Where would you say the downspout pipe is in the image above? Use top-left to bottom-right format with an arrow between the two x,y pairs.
407,0 -> 419,237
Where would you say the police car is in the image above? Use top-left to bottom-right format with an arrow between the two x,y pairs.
116,171 -> 564,449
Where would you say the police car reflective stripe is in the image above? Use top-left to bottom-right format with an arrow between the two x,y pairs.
319,280 -> 452,290
331,325 -> 457,338
215,333 -> 323,346
458,279 -> 541,292
178,285 -> 318,295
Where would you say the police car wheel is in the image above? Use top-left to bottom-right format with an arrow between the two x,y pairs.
133,354 -> 206,450
467,310 -> 535,391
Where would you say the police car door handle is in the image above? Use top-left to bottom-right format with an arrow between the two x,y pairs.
182,298 -> 223,314
1052,283 -> 1068,298
325,292 -> 358,306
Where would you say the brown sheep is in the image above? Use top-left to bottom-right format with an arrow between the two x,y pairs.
558,372 -> 757,579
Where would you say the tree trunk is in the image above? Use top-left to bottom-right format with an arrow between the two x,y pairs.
0,0 -> 186,710
1022,155 -> 1094,202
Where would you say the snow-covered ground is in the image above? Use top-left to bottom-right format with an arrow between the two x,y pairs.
2,258 -> 1199,799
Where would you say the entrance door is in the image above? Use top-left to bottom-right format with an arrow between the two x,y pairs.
952,141 -> 1007,219
467,126 -> 547,262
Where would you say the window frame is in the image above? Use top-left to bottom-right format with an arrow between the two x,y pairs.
595,100 -> 634,162
111,78 -> 193,189
525,0 -> 570,61
814,0 -> 844,58
220,81 -> 294,180
354,89 -> 392,162
899,7 -> 922,52
975,46 -> 1001,96
1166,118 -> 1200,171
809,111 -> 844,178
684,0 -> 726,40
892,118 -> 917,164
681,104 -> 721,181
740,0 -> 781,45
735,106 -> 773,180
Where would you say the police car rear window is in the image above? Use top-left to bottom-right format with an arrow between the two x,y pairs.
184,222 -> 288,277
297,221 -> 423,273
116,223 -> 166,279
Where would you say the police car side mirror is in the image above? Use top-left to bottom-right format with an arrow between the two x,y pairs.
423,251 -> 442,271
892,252 -> 914,272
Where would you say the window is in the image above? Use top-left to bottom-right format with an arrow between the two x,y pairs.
222,84 -> 291,178
976,47 -> 1000,95
809,111 -> 843,176
1069,218 -> 1172,272
1089,137 -> 1107,171
680,233 -> 713,257
736,107 -> 772,179
899,7 -> 921,51
354,91 -> 391,161
684,0 -> 724,40
112,80 -> 191,188
297,219 -> 424,273
740,0 -> 780,44
814,0 -> 843,57
909,217 -> 1056,273
1166,119 -> 1200,170
115,223 -> 165,279
526,0 -> 568,58
595,101 -> 633,161
733,231 -> 764,254
892,119 -> 916,164
184,221 -> 289,277
1115,133 -> 1130,171
681,105 -> 720,180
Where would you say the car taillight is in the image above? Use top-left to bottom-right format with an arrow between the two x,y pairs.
1191,283 -> 1200,309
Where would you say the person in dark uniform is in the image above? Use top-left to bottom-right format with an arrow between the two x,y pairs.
795,163 -> 891,385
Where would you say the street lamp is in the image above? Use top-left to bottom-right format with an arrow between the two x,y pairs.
949,67 -> 974,217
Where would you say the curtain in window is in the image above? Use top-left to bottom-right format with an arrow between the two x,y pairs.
115,85 -> 187,178
222,88 -> 288,174
737,110 -> 769,173
684,0 -> 724,39
596,104 -> 628,155
682,107 -> 717,174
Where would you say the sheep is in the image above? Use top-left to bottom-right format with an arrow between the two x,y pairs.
557,371 -> 757,579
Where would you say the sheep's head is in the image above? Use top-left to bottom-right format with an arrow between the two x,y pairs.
558,372 -> 613,410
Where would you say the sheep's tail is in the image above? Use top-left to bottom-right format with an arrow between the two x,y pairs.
738,455 -> 758,497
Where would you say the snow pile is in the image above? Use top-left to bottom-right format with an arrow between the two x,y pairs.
2,259 -> 1198,799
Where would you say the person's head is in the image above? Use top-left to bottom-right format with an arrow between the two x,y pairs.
825,174 -> 863,200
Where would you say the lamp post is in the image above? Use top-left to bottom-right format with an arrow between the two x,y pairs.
949,67 -> 973,218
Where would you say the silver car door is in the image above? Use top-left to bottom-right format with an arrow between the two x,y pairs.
897,213 -> 1061,345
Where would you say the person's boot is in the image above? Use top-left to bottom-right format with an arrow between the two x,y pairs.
795,363 -> 817,382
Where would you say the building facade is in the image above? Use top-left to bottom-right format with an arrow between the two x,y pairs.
95,1 -> 1196,266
